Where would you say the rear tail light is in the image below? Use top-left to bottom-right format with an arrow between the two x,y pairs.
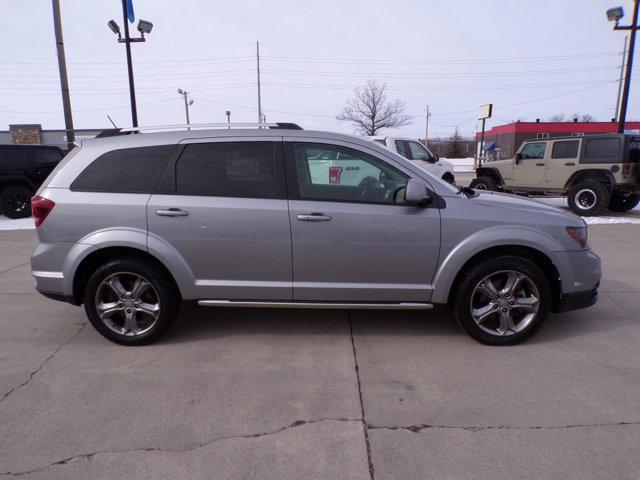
31,196 -> 55,228
622,163 -> 630,176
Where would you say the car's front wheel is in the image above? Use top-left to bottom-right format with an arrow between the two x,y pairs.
84,257 -> 179,345
454,256 -> 551,346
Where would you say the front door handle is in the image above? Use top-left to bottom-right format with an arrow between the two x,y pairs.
156,208 -> 189,217
536,163 -> 545,166
565,162 -> 576,166
297,213 -> 332,222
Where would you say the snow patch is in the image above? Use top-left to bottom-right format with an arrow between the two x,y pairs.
0,217 -> 36,231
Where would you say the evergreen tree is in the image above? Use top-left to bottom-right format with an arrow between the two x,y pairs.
445,128 -> 465,158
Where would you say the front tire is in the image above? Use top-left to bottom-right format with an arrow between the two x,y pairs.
0,185 -> 33,219
608,193 -> 639,212
454,256 -> 551,346
83,257 -> 179,345
469,176 -> 497,191
442,173 -> 456,185
567,181 -> 609,216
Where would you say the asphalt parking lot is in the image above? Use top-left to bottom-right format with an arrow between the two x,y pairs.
1,225 -> 640,479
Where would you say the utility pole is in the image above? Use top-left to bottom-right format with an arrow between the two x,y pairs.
424,106 -> 431,148
51,0 -> 74,150
226,110 -> 231,129
256,41 -> 263,125
615,36 -> 628,122
177,89 -> 193,130
122,1 -> 138,127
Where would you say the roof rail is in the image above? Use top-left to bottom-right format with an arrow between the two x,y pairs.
115,122 -> 303,134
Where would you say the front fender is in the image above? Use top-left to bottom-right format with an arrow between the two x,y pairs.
430,225 -> 566,304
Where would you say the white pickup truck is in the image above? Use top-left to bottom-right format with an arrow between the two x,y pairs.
370,136 -> 456,184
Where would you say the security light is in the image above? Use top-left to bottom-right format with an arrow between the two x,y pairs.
606,6 -> 624,22
137,19 -> 153,35
188,99 -> 194,106
108,20 -> 121,36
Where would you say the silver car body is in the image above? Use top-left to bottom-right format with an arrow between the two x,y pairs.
31,128 -> 600,309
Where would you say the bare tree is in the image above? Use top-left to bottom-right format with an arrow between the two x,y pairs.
548,114 -> 566,122
337,79 -> 411,135
549,113 -> 595,122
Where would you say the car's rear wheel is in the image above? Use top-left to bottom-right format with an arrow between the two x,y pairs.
608,192 -> 639,212
83,257 -> 179,345
454,256 -> 551,346
469,176 -> 497,191
0,185 -> 33,219
567,180 -> 609,216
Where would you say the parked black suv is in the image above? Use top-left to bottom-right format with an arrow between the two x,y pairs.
0,144 -> 64,219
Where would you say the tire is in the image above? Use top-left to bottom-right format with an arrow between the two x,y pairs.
608,193 -> 640,212
469,176 -> 497,191
442,173 -> 456,185
453,255 -> 551,346
0,185 -> 33,219
567,180 -> 609,216
83,257 -> 179,345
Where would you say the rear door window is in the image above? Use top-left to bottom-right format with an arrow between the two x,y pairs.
551,140 -> 579,159
0,148 -> 30,169
71,145 -> 174,193
582,138 -> 621,164
176,141 -> 281,198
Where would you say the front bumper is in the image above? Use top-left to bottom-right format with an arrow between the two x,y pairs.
555,284 -> 599,313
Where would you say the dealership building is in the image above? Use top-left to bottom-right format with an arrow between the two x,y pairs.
477,120 -> 640,160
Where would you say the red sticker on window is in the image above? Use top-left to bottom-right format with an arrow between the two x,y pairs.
329,166 -> 343,184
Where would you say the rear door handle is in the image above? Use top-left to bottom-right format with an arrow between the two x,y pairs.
297,213 -> 332,222
155,208 -> 189,217
565,162 -> 576,166
536,163 -> 545,166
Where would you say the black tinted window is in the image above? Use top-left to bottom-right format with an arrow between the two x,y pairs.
0,148 -> 29,169
551,140 -> 579,159
33,148 -> 62,167
71,145 -> 174,193
583,138 -> 620,163
176,142 -> 278,198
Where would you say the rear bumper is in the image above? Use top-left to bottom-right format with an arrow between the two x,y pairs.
555,285 -> 599,313
35,287 -> 79,306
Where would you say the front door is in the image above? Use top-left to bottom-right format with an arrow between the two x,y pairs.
545,139 -> 580,189
512,141 -> 548,187
147,138 -> 292,300
285,139 -> 441,303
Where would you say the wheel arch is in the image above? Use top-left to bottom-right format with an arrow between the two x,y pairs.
564,169 -> 614,189
475,167 -> 503,186
0,177 -> 36,192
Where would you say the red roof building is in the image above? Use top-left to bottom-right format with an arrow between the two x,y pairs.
476,121 -> 640,159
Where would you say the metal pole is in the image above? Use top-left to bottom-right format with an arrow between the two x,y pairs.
424,106 -> 430,148
256,41 -> 262,125
479,118 -> 486,167
615,36 -> 628,122
179,90 -> 191,130
122,0 -> 138,127
618,0 -> 639,133
226,110 -> 231,129
52,0 -> 75,150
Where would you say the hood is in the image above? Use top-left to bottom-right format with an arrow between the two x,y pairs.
437,159 -> 453,168
471,191 -> 585,226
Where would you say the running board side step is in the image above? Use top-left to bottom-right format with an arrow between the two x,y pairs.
197,300 -> 433,310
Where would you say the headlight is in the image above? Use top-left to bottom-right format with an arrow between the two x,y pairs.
566,226 -> 589,249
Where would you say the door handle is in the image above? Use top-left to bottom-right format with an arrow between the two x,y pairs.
565,162 -> 576,166
297,213 -> 332,222
536,163 -> 545,166
155,208 -> 189,217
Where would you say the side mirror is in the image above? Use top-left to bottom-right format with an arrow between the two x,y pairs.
433,154 -> 440,162
404,178 -> 432,206
515,153 -> 522,164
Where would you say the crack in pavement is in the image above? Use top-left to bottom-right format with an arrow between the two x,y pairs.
0,323 -> 86,403
368,420 -> 640,434
348,312 -> 375,480
1,417 -> 362,477
0,261 -> 30,276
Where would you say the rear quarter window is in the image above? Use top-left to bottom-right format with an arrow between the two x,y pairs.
582,138 -> 621,164
70,145 -> 175,193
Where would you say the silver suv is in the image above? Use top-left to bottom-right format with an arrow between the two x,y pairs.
30,124 -> 601,346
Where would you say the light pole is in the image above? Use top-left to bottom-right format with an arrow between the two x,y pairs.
607,2 -> 639,133
226,110 -> 231,129
107,2 -> 153,128
51,0 -> 74,150
177,89 -> 194,130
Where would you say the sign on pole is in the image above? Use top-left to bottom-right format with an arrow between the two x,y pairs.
477,104 -> 493,167
478,103 -> 493,120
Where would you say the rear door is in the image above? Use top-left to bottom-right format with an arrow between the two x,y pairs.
147,138 -> 292,300
285,138 -> 441,303
545,139 -> 580,189
512,141 -> 548,187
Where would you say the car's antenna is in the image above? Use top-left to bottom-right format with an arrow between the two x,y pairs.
106,115 -> 118,128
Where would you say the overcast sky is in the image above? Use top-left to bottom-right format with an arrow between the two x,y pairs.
1,0 -> 637,138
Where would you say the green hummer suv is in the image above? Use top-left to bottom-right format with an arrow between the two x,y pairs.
470,134 -> 640,216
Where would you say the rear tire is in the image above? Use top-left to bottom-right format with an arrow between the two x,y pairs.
469,176 -> 497,191
83,257 -> 179,345
0,185 -> 33,219
567,180 -> 609,216
608,193 -> 639,212
454,256 -> 551,346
